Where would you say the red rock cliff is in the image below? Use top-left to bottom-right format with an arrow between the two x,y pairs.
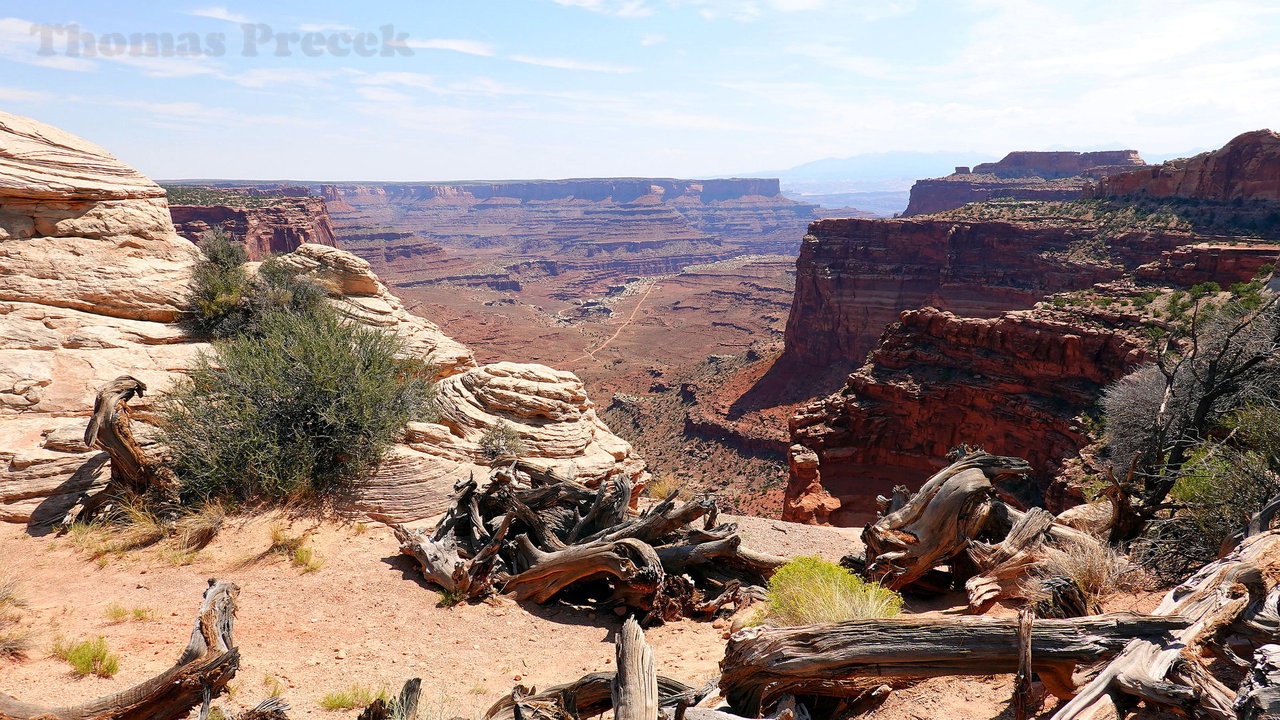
170,196 -> 338,261
784,307 -> 1151,525
904,150 -> 1147,216
1097,130 -> 1280,203
777,217 -> 1168,372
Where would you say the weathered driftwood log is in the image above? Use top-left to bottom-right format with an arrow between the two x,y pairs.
0,579 -> 241,720
355,678 -> 421,720
1050,530 -> 1280,720
505,536 -> 664,606
717,613 -> 1190,716
614,618 -> 658,720
70,376 -> 179,524
230,698 -> 290,720
965,508 -> 1057,613
1236,645 -> 1280,720
484,673 -> 699,720
862,450 -> 1032,590
389,514 -> 512,601
390,467 -> 780,621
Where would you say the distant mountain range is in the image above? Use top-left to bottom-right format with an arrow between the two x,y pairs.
755,147 -> 1207,216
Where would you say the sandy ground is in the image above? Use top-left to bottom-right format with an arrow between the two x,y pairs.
0,515 -> 1171,720
0,514 -> 859,720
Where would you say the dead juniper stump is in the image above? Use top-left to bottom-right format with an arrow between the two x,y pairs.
385,466 -> 786,622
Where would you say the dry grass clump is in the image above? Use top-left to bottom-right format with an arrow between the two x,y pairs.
269,524 -> 324,573
758,556 -> 903,626
0,574 -> 31,659
104,603 -> 155,624
644,473 -> 691,501
51,635 -> 119,678
64,500 -> 225,564
1031,539 -> 1141,610
319,684 -> 389,710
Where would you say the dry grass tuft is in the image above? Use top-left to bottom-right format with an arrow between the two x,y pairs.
1030,539 -> 1141,609
319,684 -> 389,711
51,635 -> 119,678
269,524 -> 323,573
643,473 -> 691,501
758,556 -> 903,626
0,574 -> 31,660
173,502 -> 226,550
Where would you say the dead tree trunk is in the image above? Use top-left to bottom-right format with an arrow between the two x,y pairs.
70,376 -> 178,524
861,450 -> 1032,590
483,674 -> 699,720
1236,645 -> 1280,720
614,618 -> 658,720
504,536 -> 664,607
0,579 -> 241,720
1050,531 -> 1280,720
718,613 -> 1190,716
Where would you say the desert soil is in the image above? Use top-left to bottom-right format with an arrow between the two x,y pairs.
0,515 -> 1165,720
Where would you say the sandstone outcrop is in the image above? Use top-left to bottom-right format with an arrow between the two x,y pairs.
904,150 -> 1147,216
786,307 -> 1151,526
1097,129 -> 1280,203
0,111 -> 647,527
170,194 -> 339,260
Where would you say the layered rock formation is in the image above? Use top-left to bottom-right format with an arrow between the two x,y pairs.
170,194 -> 339,260
0,111 -> 647,526
904,150 -> 1147,216
779,216 -> 1164,371
1097,129 -> 1280,203
785,307 -> 1151,525
319,178 -> 819,294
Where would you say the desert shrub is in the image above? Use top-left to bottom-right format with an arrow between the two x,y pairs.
760,556 -> 902,626
479,421 -> 526,464
52,636 -> 119,678
320,685 -> 389,711
1188,281 -> 1221,300
187,230 -> 326,339
161,307 -> 434,503
104,603 -> 155,623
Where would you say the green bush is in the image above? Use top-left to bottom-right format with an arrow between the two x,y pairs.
760,556 -> 902,626
320,685 -> 389,711
52,636 -> 119,678
160,307 -> 435,503
479,421 -> 526,464
1188,281 -> 1221,300
187,230 -> 326,339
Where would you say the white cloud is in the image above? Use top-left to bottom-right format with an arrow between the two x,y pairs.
0,85 -> 52,102
405,38 -> 496,57
187,6 -> 253,24
228,67 -> 341,88
298,22 -> 356,32
551,0 -> 655,18
508,54 -> 639,73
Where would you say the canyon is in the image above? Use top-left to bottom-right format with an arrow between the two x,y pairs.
903,149 -> 1148,216
776,134 -> 1280,526
168,193 -> 338,261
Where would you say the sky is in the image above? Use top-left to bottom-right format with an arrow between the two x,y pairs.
1,0 -> 1278,181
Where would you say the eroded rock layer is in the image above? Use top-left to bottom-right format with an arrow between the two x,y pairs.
321,178 -> 820,295
904,150 -> 1147,216
1097,129 -> 1280,203
785,307 -> 1150,525
170,196 -> 339,260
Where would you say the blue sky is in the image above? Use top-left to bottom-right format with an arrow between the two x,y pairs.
2,0 -> 1278,180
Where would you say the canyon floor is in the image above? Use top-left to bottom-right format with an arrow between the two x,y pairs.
0,515 -> 1167,720
397,254 -> 801,514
